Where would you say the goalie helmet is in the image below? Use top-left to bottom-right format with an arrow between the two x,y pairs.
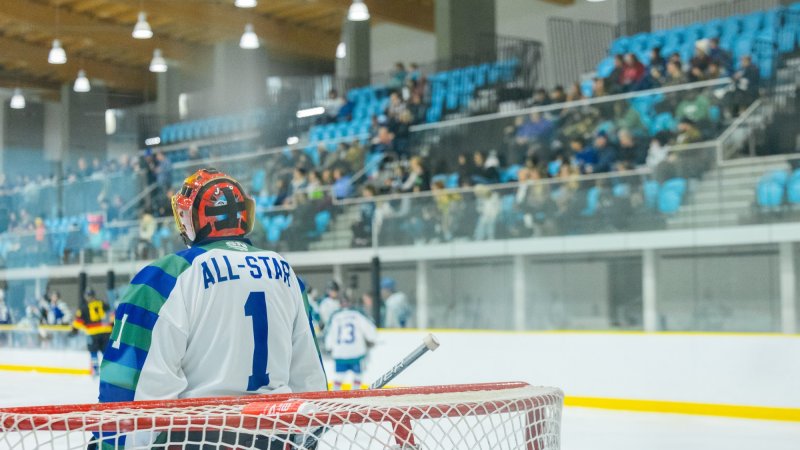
171,168 -> 255,245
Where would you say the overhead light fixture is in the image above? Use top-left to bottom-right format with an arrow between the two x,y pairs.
10,89 -> 25,109
296,106 -> 325,118
286,136 -> 300,145
240,23 -> 259,49
150,48 -> 167,72
586,0 -> 607,2
235,0 -> 257,7
347,0 -> 370,21
132,12 -> 153,39
48,39 -> 67,64
145,136 -> 162,146
336,42 -> 347,59
74,70 -> 91,93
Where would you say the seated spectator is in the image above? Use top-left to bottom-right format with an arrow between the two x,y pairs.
586,132 -> 618,173
550,86 -> 566,104
605,55 -> 625,94
321,89 -> 345,123
471,151 -> 500,184
617,129 -> 647,167
371,127 -> 395,156
456,153 -> 476,185
531,88 -> 551,107
345,140 -> 365,169
273,178 -> 290,206
515,168 -> 557,237
646,131 -> 672,170
401,156 -> 430,192
689,39 -> 711,82
566,82 -> 584,102
570,137 -> 597,174
676,91 -> 712,128
649,47 -> 666,75
613,102 -> 646,137
659,60 -> 688,87
621,53 -> 646,90
306,171 -> 325,200
592,77 -> 608,97
332,168 -> 352,199
516,112 -> 554,147
284,193 -> 316,250
708,37 -> 733,74
676,118 -> 702,145
289,167 -> 309,196
393,110 -> 414,158
386,92 -> 407,122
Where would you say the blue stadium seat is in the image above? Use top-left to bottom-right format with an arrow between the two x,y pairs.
644,180 -> 662,209
500,165 -> 522,183
757,180 -> 784,208
610,36 -> 630,55
651,112 -> 676,134
704,19 -> 724,39
787,171 -> 800,204
596,57 -> 616,78
446,173 -> 460,189
309,211 -> 331,239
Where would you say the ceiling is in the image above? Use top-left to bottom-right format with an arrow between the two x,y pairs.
0,0 -> 434,98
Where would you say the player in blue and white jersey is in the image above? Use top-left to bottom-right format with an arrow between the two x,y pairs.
324,297 -> 377,391
97,168 -> 326,449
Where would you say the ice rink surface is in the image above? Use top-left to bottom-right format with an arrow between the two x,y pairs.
2,371 -> 799,450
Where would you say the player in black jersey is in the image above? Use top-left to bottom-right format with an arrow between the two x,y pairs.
71,288 -> 113,377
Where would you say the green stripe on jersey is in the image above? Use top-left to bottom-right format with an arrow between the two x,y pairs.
115,322 -> 152,351
122,284 -> 167,315
100,361 -> 141,391
151,254 -> 191,278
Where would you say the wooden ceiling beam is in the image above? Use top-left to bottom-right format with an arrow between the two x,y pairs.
137,0 -> 337,60
0,35 -> 151,93
0,0 -> 199,65
311,0 -> 434,32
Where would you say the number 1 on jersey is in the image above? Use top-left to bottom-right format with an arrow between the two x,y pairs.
244,291 -> 270,391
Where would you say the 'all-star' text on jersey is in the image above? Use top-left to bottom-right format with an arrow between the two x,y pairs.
98,239 -> 327,405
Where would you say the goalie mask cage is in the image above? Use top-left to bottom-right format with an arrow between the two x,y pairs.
0,382 -> 563,450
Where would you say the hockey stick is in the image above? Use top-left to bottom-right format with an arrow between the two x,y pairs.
297,333 -> 440,450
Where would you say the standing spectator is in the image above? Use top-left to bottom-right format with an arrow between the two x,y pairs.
154,151 -> 173,198
730,55 -> 760,116
44,291 -> 71,325
0,289 -> 11,325
381,277 -> 411,328
388,62 -> 407,92
473,185 -> 502,241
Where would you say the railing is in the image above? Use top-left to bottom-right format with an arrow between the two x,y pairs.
0,325 -> 83,351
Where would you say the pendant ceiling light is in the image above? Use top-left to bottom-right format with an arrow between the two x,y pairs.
10,89 -> 26,109
74,70 -> 91,93
132,12 -> 153,39
348,0 -> 370,21
240,24 -> 260,49
48,39 -> 67,64
150,49 -> 167,72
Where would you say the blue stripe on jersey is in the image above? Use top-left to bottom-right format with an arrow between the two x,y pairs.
131,266 -> 177,299
115,303 -> 159,331
298,276 -> 305,293
102,342 -> 149,371
177,245 -> 207,265
94,432 -> 126,449
99,380 -> 136,402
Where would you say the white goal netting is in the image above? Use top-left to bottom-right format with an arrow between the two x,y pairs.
0,382 -> 563,450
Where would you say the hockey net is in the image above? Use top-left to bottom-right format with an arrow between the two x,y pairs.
0,382 -> 563,450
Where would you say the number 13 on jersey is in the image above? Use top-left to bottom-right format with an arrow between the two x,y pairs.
244,291 -> 270,391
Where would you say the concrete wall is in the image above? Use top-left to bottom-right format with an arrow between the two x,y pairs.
371,23 -> 436,74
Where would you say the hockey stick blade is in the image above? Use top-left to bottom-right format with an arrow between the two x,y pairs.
298,333 -> 440,449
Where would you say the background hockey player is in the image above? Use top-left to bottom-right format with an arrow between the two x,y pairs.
70,288 -> 112,377
381,277 -> 412,328
318,279 -> 342,331
325,296 -> 377,390
97,168 -> 326,449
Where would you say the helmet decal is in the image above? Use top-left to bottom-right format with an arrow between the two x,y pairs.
171,168 -> 254,245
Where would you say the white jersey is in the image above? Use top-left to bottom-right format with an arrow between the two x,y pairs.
325,308 -> 377,360
98,239 -> 326,404
318,296 -> 341,328
384,291 -> 411,328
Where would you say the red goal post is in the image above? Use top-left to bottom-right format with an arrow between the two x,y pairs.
0,382 -> 563,449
